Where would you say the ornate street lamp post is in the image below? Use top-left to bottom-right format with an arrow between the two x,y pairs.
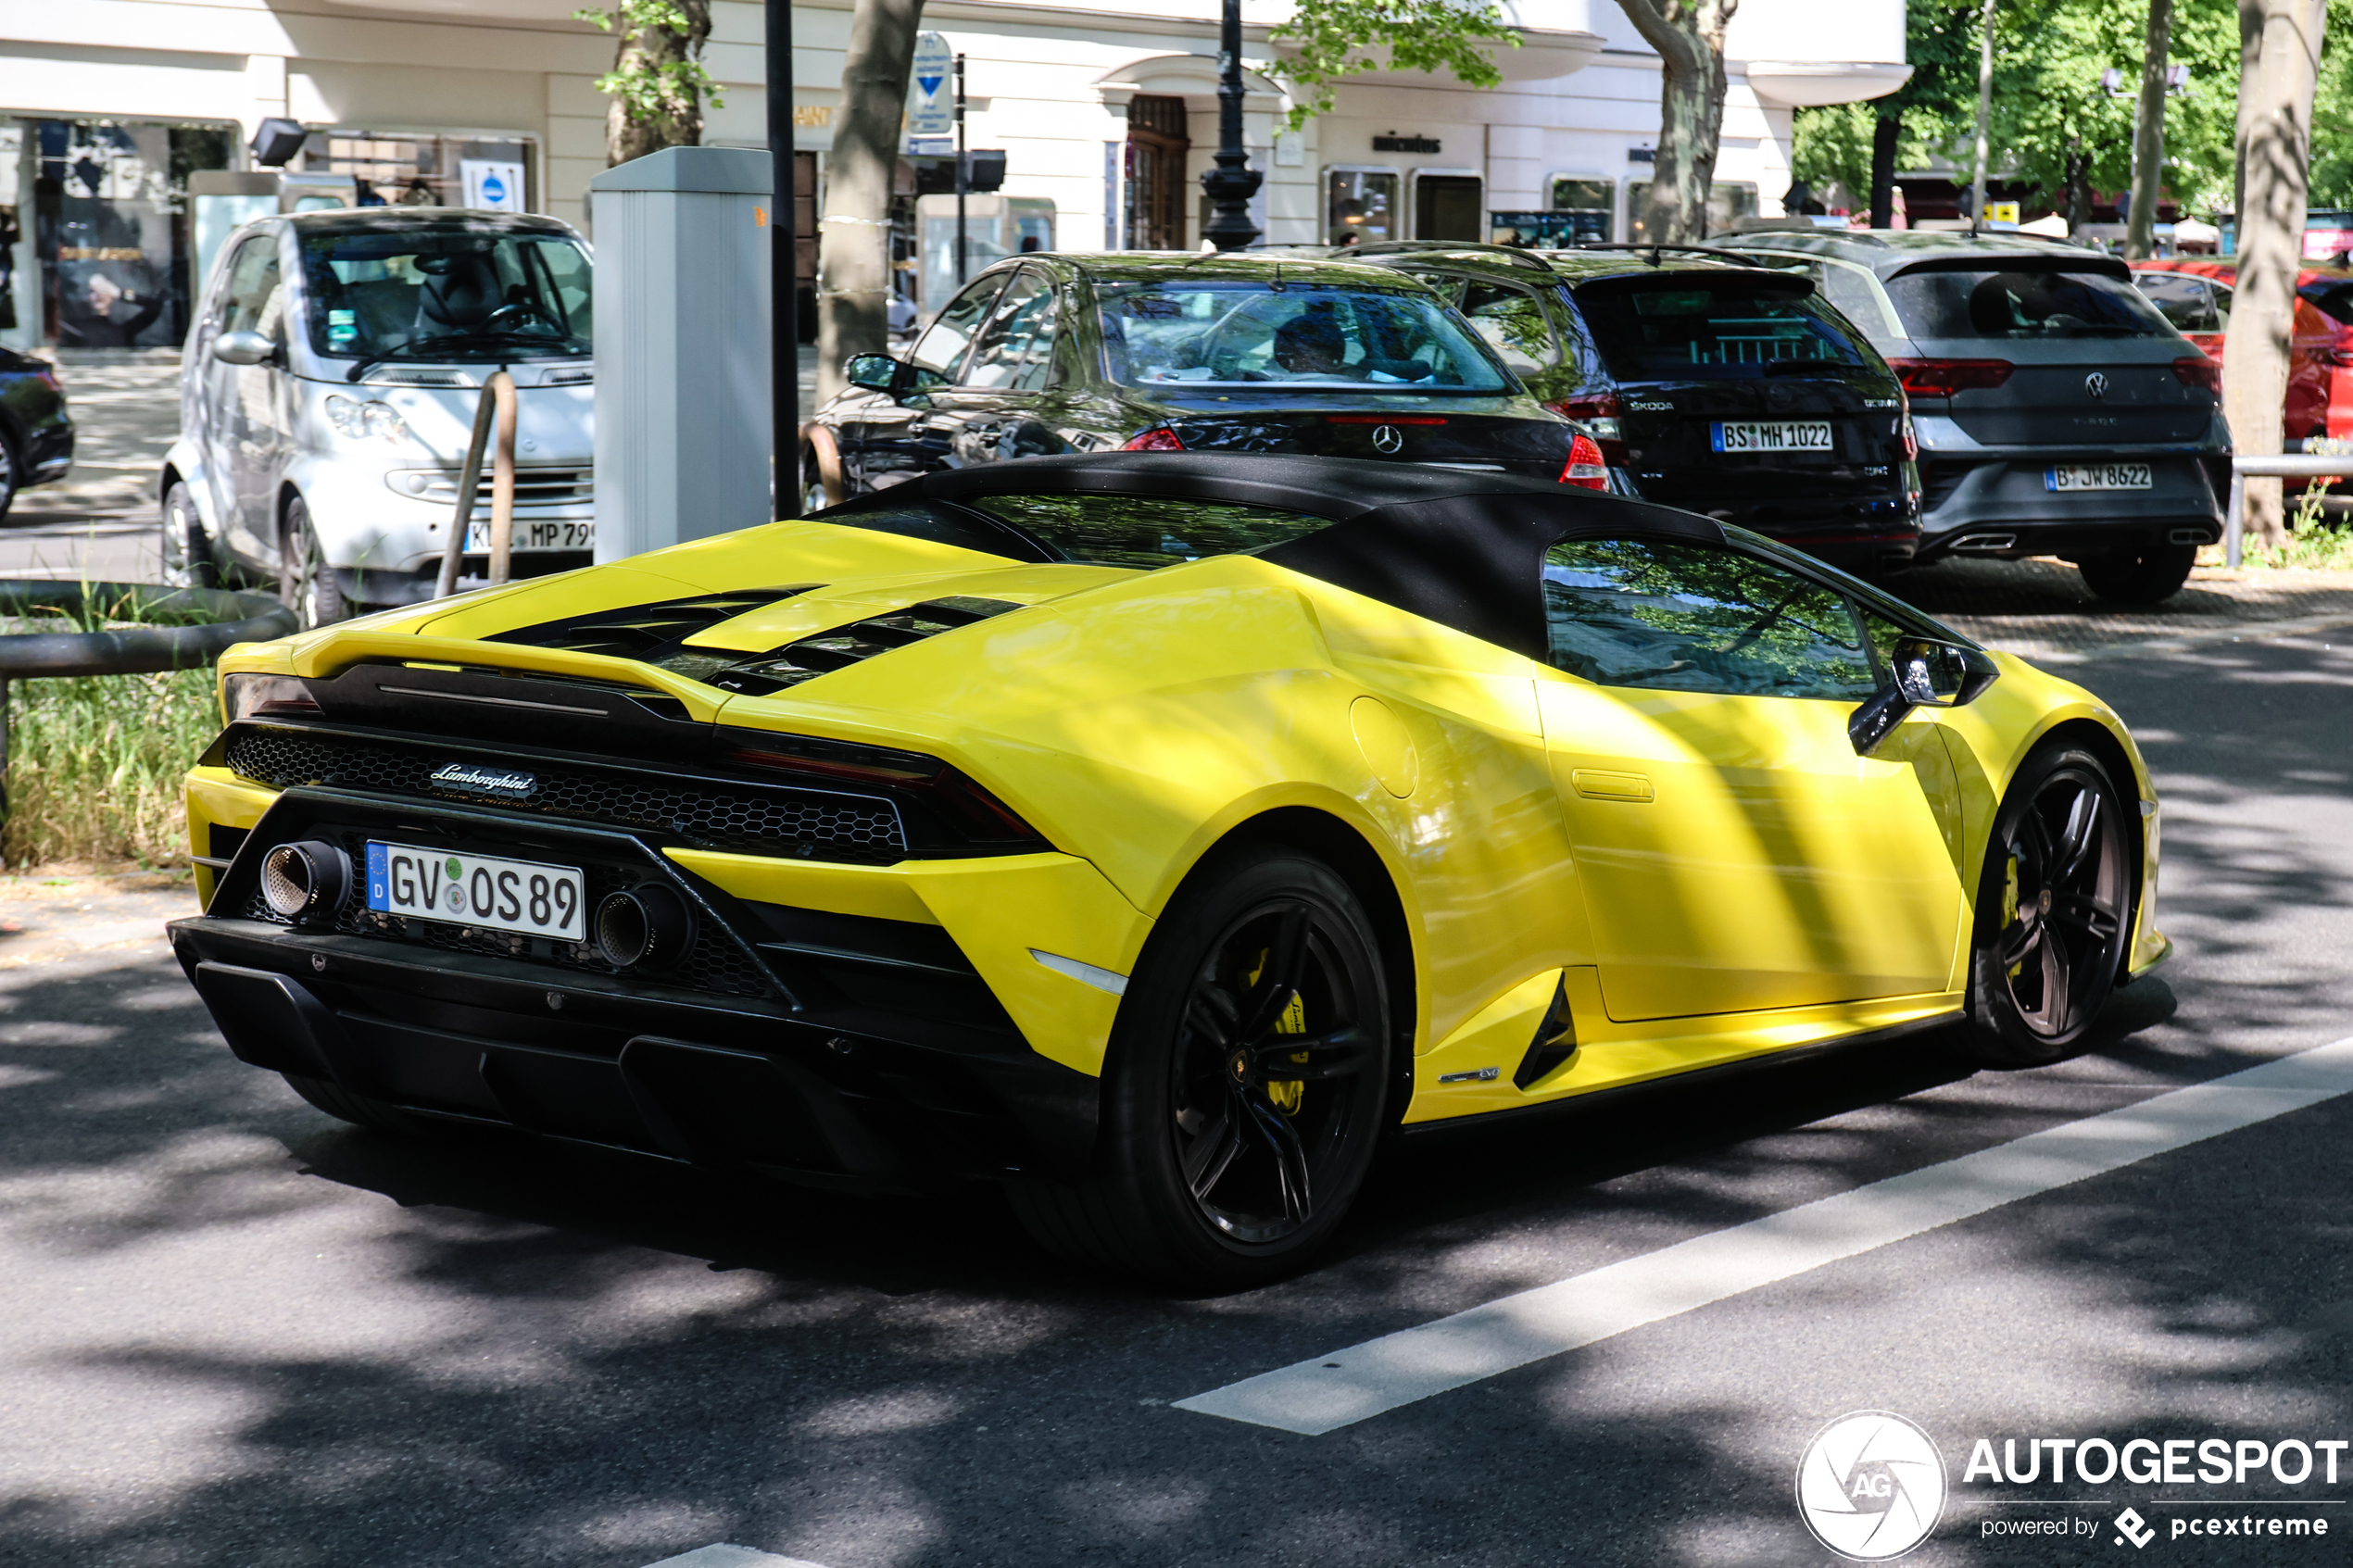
1200,0 -> 1262,251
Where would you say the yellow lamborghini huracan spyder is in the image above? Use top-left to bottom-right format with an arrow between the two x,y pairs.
170,455 -> 2167,1286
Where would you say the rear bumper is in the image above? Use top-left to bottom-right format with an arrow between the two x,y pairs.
1916,454 -> 2227,559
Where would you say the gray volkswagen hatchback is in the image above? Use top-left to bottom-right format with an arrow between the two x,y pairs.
1717,229 -> 2230,603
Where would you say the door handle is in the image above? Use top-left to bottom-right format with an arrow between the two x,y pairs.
1570,769 -> 1654,802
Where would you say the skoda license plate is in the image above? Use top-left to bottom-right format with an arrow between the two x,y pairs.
1712,420 -> 1833,454
465,519 -> 594,552
366,842 -> 585,939
2046,463 -> 2152,491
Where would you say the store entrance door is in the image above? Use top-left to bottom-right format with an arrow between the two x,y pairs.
1125,95 -> 1189,249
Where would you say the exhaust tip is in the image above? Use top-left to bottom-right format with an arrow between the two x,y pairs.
594,885 -> 694,969
259,840 -> 351,922
2169,527 -> 2215,546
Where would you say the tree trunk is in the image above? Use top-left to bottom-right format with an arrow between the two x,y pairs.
1869,110 -> 1900,230
605,0 -> 714,165
2125,0 -> 2176,261
2062,145 -> 2092,233
1616,0 -> 1737,245
2228,0 -> 2326,546
817,0 -> 924,404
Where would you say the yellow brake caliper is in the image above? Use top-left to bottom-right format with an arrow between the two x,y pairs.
1248,949 -> 1310,1115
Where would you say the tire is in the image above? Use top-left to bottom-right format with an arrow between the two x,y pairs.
279,495 -> 348,629
282,1073 -> 459,1140
2077,542 -> 2196,604
1007,845 -> 1393,1288
159,481 -> 220,589
0,424 -> 19,523
1959,742 -> 2133,1066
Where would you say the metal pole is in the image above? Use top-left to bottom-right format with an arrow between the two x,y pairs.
1969,0 -> 1994,230
2226,469 -> 2246,566
955,53 -> 968,285
1201,0 -> 1263,250
768,0 -> 798,520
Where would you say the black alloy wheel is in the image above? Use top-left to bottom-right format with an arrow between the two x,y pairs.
2077,542 -> 2196,604
1007,846 -> 1391,1286
280,495 -> 348,628
159,481 -> 219,589
1962,743 -> 2132,1064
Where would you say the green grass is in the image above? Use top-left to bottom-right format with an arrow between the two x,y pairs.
2242,480 -> 2353,571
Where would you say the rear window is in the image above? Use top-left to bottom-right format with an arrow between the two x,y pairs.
1097,281 -> 1512,392
1885,269 -> 2175,340
1573,280 -> 1875,381
2298,280 -> 2353,325
2133,271 -> 2221,332
825,494 -> 1333,571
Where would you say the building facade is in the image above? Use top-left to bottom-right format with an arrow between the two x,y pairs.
0,0 -> 1904,348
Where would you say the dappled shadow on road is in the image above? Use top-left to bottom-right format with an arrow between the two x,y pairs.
3,640 -> 2350,1567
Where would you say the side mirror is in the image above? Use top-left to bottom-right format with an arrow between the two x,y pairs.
844,352 -> 900,392
1849,636 -> 1998,756
212,329 -> 278,367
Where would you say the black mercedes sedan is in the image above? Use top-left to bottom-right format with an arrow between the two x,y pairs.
797,253 -> 1607,506
0,346 -> 74,521
1346,242 -> 1922,573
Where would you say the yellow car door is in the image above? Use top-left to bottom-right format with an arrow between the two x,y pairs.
1533,535 -> 1966,1022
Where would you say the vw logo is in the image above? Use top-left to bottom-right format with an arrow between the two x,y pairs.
1794,1411 -> 1946,1561
2084,371 -> 2108,400
1370,425 -> 1404,454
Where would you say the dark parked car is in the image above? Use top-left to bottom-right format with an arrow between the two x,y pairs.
1347,241 -> 1921,573
1716,229 -> 2229,604
797,253 -> 1609,506
0,346 -> 74,521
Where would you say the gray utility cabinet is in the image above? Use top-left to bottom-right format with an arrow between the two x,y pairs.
589,146 -> 774,563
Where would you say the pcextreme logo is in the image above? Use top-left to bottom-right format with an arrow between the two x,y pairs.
1796,1411 -> 1949,1562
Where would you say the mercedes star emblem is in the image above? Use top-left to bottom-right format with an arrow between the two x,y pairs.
1371,425 -> 1404,454
2084,371 -> 2109,400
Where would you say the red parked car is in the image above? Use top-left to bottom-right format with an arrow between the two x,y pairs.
2130,257 -> 2353,445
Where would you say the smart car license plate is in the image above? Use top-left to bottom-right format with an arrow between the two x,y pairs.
364,842 -> 585,939
1712,420 -> 1833,453
464,519 -> 595,552
2046,463 -> 2152,491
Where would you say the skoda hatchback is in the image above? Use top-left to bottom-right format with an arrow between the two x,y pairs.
1718,230 -> 2228,604
1351,243 -> 1919,572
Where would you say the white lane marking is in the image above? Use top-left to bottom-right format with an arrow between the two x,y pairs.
638,1547 -> 828,1568
1029,947 -> 1128,996
1176,1035 -> 2353,1436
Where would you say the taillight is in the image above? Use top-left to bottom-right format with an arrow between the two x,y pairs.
1885,358 -> 2015,398
720,728 -> 1047,847
1123,427 -> 1184,451
1545,394 -> 1627,463
2171,355 -> 2223,394
1560,432 -> 1610,490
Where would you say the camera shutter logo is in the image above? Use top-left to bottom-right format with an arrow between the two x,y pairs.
2114,1506 -> 2156,1549
1794,1411 -> 1947,1562
1371,425 -> 1404,454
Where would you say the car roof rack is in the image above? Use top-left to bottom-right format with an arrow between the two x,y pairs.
1340,240 -> 1562,275
1562,242 -> 1765,267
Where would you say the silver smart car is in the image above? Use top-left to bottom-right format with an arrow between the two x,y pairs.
161,209 -> 594,625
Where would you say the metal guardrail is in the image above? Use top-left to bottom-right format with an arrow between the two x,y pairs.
0,581 -> 295,788
2223,455 -> 2353,568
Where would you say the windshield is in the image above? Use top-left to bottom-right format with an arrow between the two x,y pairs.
1574,280 -> 1876,380
1097,281 -> 1512,392
296,227 -> 592,364
1883,269 -> 2175,340
828,493 -> 1333,571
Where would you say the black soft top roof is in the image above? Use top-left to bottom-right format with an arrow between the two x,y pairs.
821,454 -> 1720,659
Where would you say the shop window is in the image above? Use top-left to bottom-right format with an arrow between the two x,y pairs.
1627,181 -> 1758,243
1548,177 -> 1616,243
1328,170 -> 1398,248
1416,176 -> 1483,242
296,133 -> 536,213
1126,95 -> 1189,250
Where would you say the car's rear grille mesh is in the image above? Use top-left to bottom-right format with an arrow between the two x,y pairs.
239,838 -> 774,998
224,728 -> 908,862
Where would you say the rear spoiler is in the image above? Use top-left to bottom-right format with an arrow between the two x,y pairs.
1883,252 -> 2131,282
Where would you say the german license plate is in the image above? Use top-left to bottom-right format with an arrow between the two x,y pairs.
2046,463 -> 2152,491
1712,420 -> 1834,453
465,518 -> 594,552
365,841 -> 585,939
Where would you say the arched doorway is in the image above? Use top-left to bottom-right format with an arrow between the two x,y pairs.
1126,95 -> 1189,251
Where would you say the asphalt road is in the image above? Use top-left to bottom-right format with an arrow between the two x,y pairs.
3,630 -> 2351,1568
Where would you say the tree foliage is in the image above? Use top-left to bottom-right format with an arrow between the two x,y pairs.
1793,0 -> 2243,218
2306,0 -> 2353,207
1269,0 -> 1519,132
574,0 -> 724,165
